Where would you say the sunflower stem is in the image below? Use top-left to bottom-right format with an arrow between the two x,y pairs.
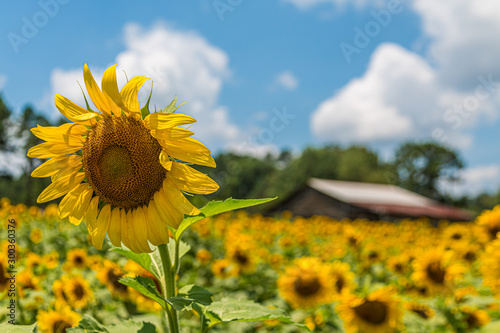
158,243 -> 180,333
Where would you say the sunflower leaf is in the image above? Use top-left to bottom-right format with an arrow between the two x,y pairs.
174,197 -> 277,241
162,96 -> 178,113
166,284 -> 213,311
110,247 -> 161,281
167,238 -> 191,263
204,300 -> 309,331
68,315 -> 157,333
119,276 -> 167,310
0,323 -> 37,333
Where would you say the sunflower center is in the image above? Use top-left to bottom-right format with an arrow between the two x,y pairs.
52,320 -> 72,333
73,284 -> 85,299
294,275 -> 321,297
426,262 -> 445,284
83,115 -> 166,210
335,277 -> 345,293
488,226 -> 500,239
412,308 -> 430,319
234,250 -> 249,265
354,300 -> 388,325
0,263 -> 7,285
107,269 -> 127,292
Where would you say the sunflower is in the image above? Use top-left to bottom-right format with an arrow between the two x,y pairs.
62,275 -> 94,309
404,301 -> 435,320
277,257 -> 334,309
480,239 -> 500,296
195,248 -> 212,265
411,249 -> 465,296
329,261 -> 356,298
336,288 -> 403,333
459,306 -> 491,330
30,227 -> 43,243
0,254 -> 9,293
96,259 -> 129,299
211,259 -> 237,279
63,248 -> 88,271
44,250 -> 60,269
28,64 -> 219,253
37,306 -> 81,333
476,205 -> 500,241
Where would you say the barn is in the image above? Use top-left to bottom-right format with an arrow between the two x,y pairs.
273,178 -> 473,222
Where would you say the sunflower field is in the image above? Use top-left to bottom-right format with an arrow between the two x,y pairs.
2,197 -> 500,333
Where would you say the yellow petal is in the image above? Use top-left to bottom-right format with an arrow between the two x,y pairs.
120,76 -> 149,114
147,200 -> 170,245
102,64 -> 129,115
159,150 -> 173,171
163,179 -> 201,219
108,207 -> 122,247
85,196 -> 100,230
161,137 -> 216,168
31,155 -> 82,178
57,180 -> 87,218
143,203 -> 163,246
68,186 -> 93,225
151,127 -> 194,141
169,162 -> 219,194
91,204 -> 111,250
132,207 -> 152,253
153,190 -> 179,230
55,94 -> 98,124
28,142 -> 82,159
120,208 -> 131,250
38,172 -> 85,204
51,158 -> 83,182
31,123 -> 87,144
143,113 -> 196,130
83,63 -> 112,116
126,210 -> 141,253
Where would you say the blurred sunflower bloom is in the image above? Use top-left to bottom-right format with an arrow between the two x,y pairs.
28,64 -> 219,253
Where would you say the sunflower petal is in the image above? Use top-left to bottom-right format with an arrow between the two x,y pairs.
153,190 -> 179,230
147,200 -> 170,245
150,127 -> 194,141
38,172 -> 85,204
143,113 -> 196,130
31,123 -> 87,144
91,204 -> 111,250
68,186 -> 93,226
85,196 -> 100,231
169,162 -> 219,194
83,63 -> 112,116
120,76 -> 149,114
31,155 -> 82,178
108,207 -> 122,247
126,210 -> 142,253
55,94 -> 98,124
120,208 -> 131,250
163,179 -> 201,220
57,180 -> 87,218
161,137 -> 216,168
102,64 -> 129,114
132,207 -> 152,253
28,142 -> 82,159
159,150 -> 173,171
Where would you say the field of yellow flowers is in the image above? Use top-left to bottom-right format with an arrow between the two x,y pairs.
2,197 -> 500,333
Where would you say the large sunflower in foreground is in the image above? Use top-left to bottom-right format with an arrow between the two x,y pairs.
28,64 -> 219,253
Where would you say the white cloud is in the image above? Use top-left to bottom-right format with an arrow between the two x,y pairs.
42,22 -> 240,148
413,0 -> 500,90
311,44 -> 481,146
440,165 -> 500,197
0,74 -> 7,90
272,71 -> 299,91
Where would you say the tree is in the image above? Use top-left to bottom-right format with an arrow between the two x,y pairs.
393,141 -> 464,201
0,94 -> 12,151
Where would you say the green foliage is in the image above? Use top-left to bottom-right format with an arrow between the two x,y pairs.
0,323 -> 37,333
119,276 -> 167,310
68,316 -> 157,333
175,197 -> 277,241
167,285 -> 213,311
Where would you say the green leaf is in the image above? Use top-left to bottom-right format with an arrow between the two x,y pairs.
167,238 -> 191,263
167,284 -> 213,311
162,97 -> 186,113
175,198 -> 276,241
68,316 -> 157,333
110,247 -> 162,280
140,82 -> 153,119
119,276 -> 167,310
0,323 -> 37,333
205,300 -> 309,330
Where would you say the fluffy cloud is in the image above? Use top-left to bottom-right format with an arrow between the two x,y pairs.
440,165 -> 500,197
43,22 -> 240,148
311,1 -> 500,148
271,71 -> 299,91
311,43 -> 480,146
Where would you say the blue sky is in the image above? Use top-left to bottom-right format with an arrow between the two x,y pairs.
1,0 -> 499,196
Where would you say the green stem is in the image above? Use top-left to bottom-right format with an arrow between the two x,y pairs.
158,243 -> 180,333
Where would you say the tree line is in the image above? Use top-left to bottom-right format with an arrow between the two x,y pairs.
0,94 -> 498,214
